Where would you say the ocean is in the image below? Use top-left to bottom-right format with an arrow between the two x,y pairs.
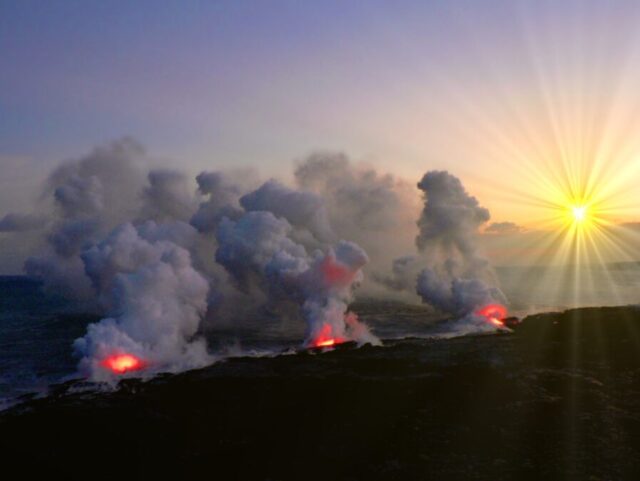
0,276 -> 92,406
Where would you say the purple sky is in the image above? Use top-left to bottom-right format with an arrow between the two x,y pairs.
2,0 -> 640,225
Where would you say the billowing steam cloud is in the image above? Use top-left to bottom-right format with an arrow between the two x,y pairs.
215,211 -> 378,346
2,141 -> 385,381
75,222 -> 211,381
23,139 -> 145,300
1,139 -> 511,381
414,171 -> 506,325
240,179 -> 335,245
0,213 -> 45,232
139,170 -> 197,223
190,171 -> 246,234
378,170 -> 507,330
294,152 -> 419,290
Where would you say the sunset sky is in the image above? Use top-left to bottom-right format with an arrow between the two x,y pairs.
2,0 -> 640,268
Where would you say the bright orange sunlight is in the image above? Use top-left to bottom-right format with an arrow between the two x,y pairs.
466,81 -> 640,306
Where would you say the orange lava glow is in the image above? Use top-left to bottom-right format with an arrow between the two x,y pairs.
310,324 -> 345,348
477,304 -> 508,327
321,255 -> 355,285
489,317 -> 504,327
101,354 -> 145,374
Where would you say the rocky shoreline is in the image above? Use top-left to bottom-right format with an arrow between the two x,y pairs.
2,305 -> 640,480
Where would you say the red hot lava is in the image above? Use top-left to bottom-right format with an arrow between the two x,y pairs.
310,323 -> 345,348
101,354 -> 145,374
476,303 -> 508,327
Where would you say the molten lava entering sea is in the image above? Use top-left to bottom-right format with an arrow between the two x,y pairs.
101,354 -> 145,374
309,323 -> 345,348
476,304 -> 508,327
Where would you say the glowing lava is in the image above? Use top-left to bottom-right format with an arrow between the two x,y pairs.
310,323 -> 345,348
101,354 -> 145,374
476,304 -> 508,327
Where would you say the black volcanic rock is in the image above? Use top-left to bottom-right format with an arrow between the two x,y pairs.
2,305 -> 640,480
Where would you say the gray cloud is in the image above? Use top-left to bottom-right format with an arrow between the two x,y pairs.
485,221 -> 523,235
619,222 -> 640,231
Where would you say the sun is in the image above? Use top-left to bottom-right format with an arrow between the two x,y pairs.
559,195 -> 601,236
558,200 -> 596,242
520,171 -> 635,268
565,202 -> 596,231
571,205 -> 587,223
553,190 -> 599,233
538,176 -> 612,237
511,170 -> 626,265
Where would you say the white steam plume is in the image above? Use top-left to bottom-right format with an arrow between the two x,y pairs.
414,171 -> 506,323
139,169 -> 197,223
74,222 -> 211,381
24,139 -> 146,300
240,179 -> 335,244
2,141 -> 497,382
377,170 -> 507,330
190,170 -> 257,234
0,213 -> 45,232
294,152 -> 419,293
215,210 -> 379,346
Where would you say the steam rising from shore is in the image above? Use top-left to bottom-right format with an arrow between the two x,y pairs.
379,170 -> 507,331
2,139 -> 505,379
415,171 -> 506,316
75,222 -> 211,381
